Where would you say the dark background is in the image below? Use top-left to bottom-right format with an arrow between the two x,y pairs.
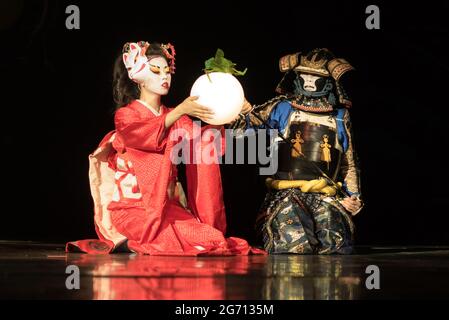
1,0 -> 448,246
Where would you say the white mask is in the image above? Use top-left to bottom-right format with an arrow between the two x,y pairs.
122,42 -> 151,83
300,73 -> 321,92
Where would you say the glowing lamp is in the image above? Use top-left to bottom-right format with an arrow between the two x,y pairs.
190,72 -> 244,125
190,49 -> 247,125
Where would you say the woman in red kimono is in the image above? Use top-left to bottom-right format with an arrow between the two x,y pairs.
67,41 -> 261,255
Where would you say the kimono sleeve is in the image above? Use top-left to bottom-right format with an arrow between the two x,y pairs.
114,107 -> 169,152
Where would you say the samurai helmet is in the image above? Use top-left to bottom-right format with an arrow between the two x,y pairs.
276,48 -> 354,108
278,48 -> 354,81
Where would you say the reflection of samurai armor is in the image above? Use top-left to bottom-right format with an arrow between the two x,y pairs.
230,48 -> 362,254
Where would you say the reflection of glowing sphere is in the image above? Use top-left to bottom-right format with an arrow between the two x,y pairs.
190,72 -> 244,125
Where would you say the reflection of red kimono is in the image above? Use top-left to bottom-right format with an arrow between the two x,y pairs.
67,100 -> 263,256
70,254 -> 268,299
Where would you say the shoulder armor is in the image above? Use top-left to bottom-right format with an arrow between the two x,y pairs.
327,58 -> 354,81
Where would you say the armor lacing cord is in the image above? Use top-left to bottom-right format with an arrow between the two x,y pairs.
293,78 -> 337,105
265,177 -> 342,197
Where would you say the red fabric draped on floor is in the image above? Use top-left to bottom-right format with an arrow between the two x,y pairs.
66,100 -> 264,256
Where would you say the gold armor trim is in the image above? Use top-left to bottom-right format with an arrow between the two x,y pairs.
328,58 -> 355,81
279,53 -> 300,72
290,98 -> 334,113
278,50 -> 354,81
290,131 -> 304,158
294,53 -> 330,77
320,134 -> 332,169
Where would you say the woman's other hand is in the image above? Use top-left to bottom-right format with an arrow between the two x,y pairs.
177,96 -> 215,122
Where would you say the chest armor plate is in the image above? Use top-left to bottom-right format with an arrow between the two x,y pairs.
276,120 -> 342,181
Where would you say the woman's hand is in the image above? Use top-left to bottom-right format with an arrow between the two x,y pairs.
340,195 -> 363,216
165,96 -> 215,128
177,96 -> 215,122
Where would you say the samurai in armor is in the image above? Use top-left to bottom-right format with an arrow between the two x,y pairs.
231,48 -> 363,254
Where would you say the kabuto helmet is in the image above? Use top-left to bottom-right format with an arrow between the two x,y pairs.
276,48 -> 354,108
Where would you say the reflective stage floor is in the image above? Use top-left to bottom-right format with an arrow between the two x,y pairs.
1,241 -> 448,299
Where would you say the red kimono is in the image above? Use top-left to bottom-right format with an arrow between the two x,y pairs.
67,100 -> 263,256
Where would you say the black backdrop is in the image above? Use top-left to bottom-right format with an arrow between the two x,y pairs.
1,0 -> 448,246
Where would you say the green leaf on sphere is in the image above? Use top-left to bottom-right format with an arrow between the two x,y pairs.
204,49 -> 247,76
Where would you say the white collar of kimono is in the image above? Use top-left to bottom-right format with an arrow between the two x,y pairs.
137,99 -> 162,116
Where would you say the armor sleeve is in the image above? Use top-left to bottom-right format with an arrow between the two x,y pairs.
340,110 -> 362,196
228,97 -> 285,131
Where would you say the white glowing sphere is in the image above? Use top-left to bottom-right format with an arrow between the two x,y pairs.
190,72 -> 244,125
